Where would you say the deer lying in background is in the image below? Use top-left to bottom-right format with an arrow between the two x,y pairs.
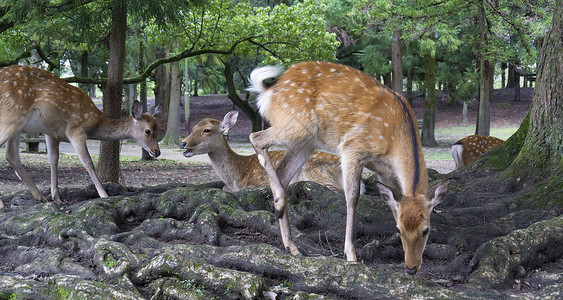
0,65 -> 161,208
451,135 -> 505,169
180,111 -> 361,194
247,61 -> 450,275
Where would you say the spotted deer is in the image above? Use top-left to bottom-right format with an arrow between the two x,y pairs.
247,61 -> 450,275
180,111 -> 361,194
0,65 -> 161,208
451,135 -> 505,169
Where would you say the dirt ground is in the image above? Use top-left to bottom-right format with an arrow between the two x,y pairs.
0,87 -> 532,197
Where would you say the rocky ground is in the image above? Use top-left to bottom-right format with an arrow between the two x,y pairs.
1,87 -> 561,299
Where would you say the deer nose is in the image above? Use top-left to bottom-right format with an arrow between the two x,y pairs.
180,142 -> 187,149
406,267 -> 418,275
153,149 -> 161,157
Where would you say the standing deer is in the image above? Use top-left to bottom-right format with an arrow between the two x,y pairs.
0,65 -> 160,208
247,61 -> 450,275
180,111 -> 361,193
451,135 -> 505,169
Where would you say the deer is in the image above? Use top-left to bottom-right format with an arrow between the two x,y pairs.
451,135 -> 505,169
180,110 -> 362,194
247,61 -> 451,275
0,65 -> 161,208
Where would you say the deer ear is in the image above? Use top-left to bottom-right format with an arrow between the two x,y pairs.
426,178 -> 451,209
376,182 -> 400,219
151,105 -> 162,117
132,101 -> 143,120
221,111 -> 239,135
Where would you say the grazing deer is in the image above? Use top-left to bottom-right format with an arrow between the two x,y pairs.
180,111 -> 360,194
0,65 -> 160,208
247,61 -> 450,275
451,135 -> 505,169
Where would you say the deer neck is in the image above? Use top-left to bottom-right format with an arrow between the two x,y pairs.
394,136 -> 428,197
206,137 -> 250,187
90,115 -> 134,141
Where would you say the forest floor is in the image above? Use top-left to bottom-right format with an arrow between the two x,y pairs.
0,87 -> 532,197
4,87 -> 560,300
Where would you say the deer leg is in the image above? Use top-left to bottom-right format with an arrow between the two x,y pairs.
277,138 -> 315,187
45,135 -> 62,205
341,154 -> 364,262
69,136 -> 108,198
249,129 -> 300,256
5,135 -> 49,203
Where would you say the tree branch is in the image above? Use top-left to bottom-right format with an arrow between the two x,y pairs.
63,36 -> 262,84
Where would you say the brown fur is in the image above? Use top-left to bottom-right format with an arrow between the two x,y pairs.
248,61 -> 450,274
0,65 -> 160,207
451,135 -> 505,168
180,112 -> 352,193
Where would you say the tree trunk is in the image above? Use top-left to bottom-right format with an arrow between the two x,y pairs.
80,51 -> 90,95
406,68 -> 413,105
98,0 -> 126,184
462,101 -> 469,124
184,58 -> 190,134
515,0 -> 563,170
421,45 -> 438,147
391,29 -> 403,94
476,0 -> 492,136
514,71 -> 521,101
162,43 -> 182,146
154,47 -> 171,110
507,62 -> 516,88
501,62 -> 507,88
382,73 -> 392,88
140,38 -> 153,161
223,61 -> 263,132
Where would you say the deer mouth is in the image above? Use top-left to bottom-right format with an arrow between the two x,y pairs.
183,149 -> 194,158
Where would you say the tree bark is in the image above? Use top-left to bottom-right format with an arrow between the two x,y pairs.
476,0 -> 492,136
514,71 -> 521,101
154,47 -> 171,110
516,0 -> 563,170
421,44 -> 438,147
162,43 -> 182,146
391,29 -> 403,94
98,0 -> 126,184
140,37 -> 153,161
501,62 -> 506,88
406,68 -> 413,105
507,62 -> 516,88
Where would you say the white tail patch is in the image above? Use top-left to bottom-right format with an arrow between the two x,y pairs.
247,66 -> 283,116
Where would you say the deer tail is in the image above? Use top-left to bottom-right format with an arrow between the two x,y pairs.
247,65 -> 283,94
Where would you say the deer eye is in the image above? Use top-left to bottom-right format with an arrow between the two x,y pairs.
145,129 -> 151,135
422,227 -> 429,236
203,129 -> 211,133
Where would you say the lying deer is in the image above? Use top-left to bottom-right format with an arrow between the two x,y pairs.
247,61 -> 450,275
180,111 -> 360,194
0,65 -> 160,208
451,135 -> 505,169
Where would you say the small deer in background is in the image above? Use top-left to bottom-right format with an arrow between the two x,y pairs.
0,65 -> 161,208
247,61 -> 450,275
180,111 -> 360,194
451,135 -> 505,169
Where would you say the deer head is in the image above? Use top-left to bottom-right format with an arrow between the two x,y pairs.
377,179 -> 451,275
180,111 -> 238,158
